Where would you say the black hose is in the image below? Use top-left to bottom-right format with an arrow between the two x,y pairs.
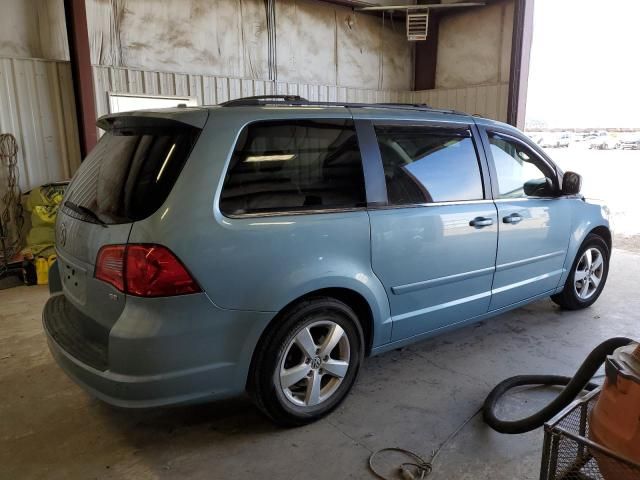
483,337 -> 634,434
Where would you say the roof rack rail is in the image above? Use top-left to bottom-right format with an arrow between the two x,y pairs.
376,102 -> 432,108
216,96 -> 466,115
220,95 -> 310,107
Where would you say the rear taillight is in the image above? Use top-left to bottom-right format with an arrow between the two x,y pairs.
95,245 -> 125,292
125,245 -> 201,297
95,244 -> 201,297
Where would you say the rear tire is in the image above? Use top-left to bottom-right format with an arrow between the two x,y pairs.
247,297 -> 364,427
551,234 -> 610,310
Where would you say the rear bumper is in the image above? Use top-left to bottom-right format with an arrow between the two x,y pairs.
43,293 -> 274,408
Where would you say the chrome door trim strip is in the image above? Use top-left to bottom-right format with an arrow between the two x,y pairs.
391,266 -> 496,295
369,199 -> 496,211
495,250 -> 566,272
225,206 -> 367,219
493,197 -> 558,203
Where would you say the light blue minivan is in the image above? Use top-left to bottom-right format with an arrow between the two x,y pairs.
43,96 -> 611,425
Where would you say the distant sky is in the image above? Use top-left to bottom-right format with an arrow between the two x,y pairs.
526,0 -> 640,128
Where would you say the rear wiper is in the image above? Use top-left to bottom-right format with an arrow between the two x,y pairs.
64,200 -> 107,227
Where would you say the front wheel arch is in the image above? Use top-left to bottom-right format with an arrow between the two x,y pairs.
589,225 -> 611,251
552,232 -> 610,309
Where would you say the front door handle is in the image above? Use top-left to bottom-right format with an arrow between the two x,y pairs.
503,213 -> 523,224
469,216 -> 494,228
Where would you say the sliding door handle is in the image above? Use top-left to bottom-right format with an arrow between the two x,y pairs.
469,216 -> 494,228
503,213 -> 523,224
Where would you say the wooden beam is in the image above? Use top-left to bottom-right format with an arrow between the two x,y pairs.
64,0 -> 97,158
414,13 -> 440,91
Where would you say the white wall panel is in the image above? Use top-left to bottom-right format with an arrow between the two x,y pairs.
0,57 -> 80,191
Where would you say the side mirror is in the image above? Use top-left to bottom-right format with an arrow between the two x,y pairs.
524,177 -> 556,197
562,171 -> 582,195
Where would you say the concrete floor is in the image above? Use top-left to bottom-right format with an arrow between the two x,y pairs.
1,249 -> 638,480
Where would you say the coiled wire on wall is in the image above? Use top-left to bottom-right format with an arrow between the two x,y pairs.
0,133 -> 23,270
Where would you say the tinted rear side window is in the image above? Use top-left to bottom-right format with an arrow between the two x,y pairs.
219,120 -> 366,216
64,125 -> 200,223
374,125 -> 484,205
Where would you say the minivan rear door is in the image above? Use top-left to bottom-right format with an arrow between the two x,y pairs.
356,112 -> 498,342
55,109 -> 207,333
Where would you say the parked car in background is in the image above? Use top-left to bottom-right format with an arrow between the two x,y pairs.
573,132 -> 592,144
619,134 -> 640,150
539,132 -> 571,148
43,97 -> 612,425
526,131 -> 544,145
537,133 -> 555,148
558,133 -> 572,148
589,132 -> 619,150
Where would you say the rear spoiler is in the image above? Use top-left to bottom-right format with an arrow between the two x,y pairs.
97,108 -> 209,131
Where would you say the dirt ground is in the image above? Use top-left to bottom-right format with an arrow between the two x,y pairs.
614,234 -> 640,253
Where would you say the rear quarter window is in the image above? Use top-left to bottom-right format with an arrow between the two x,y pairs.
219,119 -> 366,216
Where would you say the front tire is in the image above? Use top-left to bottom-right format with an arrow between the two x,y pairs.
551,234 -> 610,310
248,297 -> 364,427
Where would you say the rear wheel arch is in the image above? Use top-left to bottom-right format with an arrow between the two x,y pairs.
247,293 -> 367,425
307,288 -> 374,356
250,288 -> 374,367
246,288 -> 375,394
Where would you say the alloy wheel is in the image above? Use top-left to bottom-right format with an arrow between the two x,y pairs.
278,321 -> 351,407
574,247 -> 605,300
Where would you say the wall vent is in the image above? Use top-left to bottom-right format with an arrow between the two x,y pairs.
406,13 -> 429,41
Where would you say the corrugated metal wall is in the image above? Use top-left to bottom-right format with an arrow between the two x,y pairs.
0,57 -> 80,191
414,83 -> 509,122
93,65 -> 509,123
91,65 -> 415,119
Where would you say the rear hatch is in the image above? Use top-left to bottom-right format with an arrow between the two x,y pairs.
55,108 -> 208,337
